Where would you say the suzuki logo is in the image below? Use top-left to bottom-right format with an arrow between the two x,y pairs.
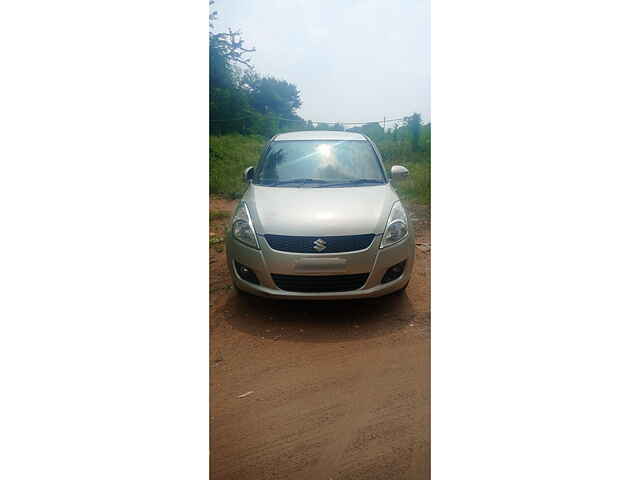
313,238 -> 327,252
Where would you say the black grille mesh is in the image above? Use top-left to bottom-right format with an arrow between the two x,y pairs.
271,273 -> 369,292
264,234 -> 375,253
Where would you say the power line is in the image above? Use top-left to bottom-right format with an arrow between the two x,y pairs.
210,115 -> 253,123
211,114 -> 410,125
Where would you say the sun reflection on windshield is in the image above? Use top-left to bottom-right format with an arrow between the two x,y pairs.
315,143 -> 338,169
316,144 -> 332,157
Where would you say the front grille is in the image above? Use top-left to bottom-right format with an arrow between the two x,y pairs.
271,273 -> 370,293
264,234 -> 375,253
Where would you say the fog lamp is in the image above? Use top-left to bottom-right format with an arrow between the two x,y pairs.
235,261 -> 260,285
381,260 -> 406,284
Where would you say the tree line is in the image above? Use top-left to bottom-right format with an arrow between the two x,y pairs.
209,1 -> 429,155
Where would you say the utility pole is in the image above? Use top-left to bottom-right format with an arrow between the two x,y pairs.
383,116 -> 386,133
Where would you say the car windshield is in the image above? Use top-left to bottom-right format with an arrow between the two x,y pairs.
253,140 -> 387,187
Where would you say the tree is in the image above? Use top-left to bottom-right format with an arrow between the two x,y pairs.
360,122 -> 384,141
209,0 -> 305,138
242,74 -> 302,118
210,0 -> 256,134
422,123 -> 431,160
210,87 -> 252,135
405,113 -> 422,152
209,1 -> 254,69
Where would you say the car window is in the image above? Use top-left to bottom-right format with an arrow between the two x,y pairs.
253,140 -> 386,187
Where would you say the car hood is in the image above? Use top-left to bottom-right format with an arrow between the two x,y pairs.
243,184 -> 398,236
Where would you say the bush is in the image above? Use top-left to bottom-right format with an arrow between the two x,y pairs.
388,160 -> 430,205
378,139 -> 430,205
210,135 -> 266,197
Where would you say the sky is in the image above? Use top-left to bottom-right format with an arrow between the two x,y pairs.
215,0 -> 430,127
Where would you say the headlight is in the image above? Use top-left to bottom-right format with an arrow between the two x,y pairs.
231,202 -> 259,249
380,201 -> 408,248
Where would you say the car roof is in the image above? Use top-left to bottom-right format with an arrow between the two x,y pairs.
272,130 -> 367,141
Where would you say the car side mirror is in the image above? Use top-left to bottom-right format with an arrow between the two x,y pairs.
243,166 -> 254,183
390,165 -> 409,181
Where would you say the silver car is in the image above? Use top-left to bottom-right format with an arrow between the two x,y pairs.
225,130 -> 415,299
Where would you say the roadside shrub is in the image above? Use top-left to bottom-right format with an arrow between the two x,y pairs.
210,135 -> 266,197
378,140 -> 430,205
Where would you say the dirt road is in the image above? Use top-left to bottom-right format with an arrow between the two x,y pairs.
211,196 -> 430,479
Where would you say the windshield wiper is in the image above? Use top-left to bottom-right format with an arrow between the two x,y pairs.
268,178 -> 331,186
318,179 -> 385,187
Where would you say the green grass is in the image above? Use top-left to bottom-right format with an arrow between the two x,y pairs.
378,139 -> 430,205
210,134 -> 266,197
209,235 -> 225,252
388,160 -> 430,205
210,134 -> 430,205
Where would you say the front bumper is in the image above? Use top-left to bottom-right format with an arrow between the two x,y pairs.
225,232 -> 415,300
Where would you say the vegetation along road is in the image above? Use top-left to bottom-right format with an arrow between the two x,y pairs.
210,195 -> 430,479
